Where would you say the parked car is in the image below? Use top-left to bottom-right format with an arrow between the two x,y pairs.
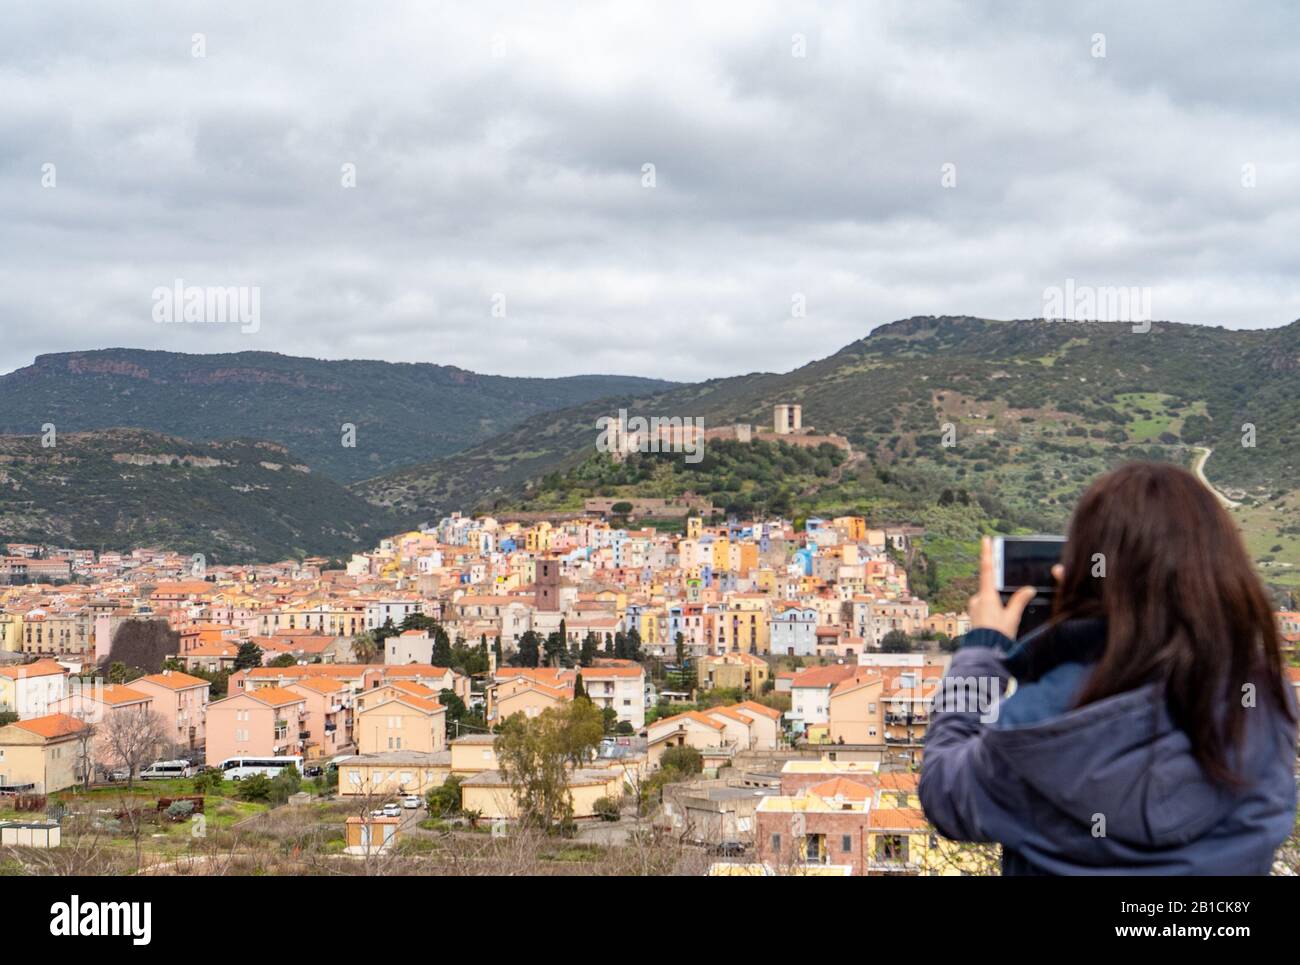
381,803 -> 402,818
109,768 -> 131,782
712,841 -> 747,857
400,795 -> 420,810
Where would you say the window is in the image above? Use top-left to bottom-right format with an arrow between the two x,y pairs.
348,771 -> 361,786
770,833 -> 781,852
842,835 -> 852,852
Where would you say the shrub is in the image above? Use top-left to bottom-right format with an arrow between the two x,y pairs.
659,745 -> 703,776
236,773 -> 272,802
593,796 -> 621,822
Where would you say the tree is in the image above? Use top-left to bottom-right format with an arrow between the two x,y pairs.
880,630 -> 912,653
674,631 -> 687,668
72,719 -> 98,790
543,631 -> 565,668
494,709 -> 574,833
233,641 -> 264,671
580,632 -> 599,667
439,689 -> 467,737
425,775 -> 463,818
516,631 -> 541,668
561,698 -> 605,764
659,745 -> 704,777
432,625 -> 453,667
268,653 -> 298,668
102,707 -> 170,790
351,631 -> 380,664
495,700 -> 604,832
102,619 -> 179,677
573,674 -> 587,700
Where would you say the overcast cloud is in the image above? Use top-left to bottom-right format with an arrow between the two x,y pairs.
2,0 -> 1299,381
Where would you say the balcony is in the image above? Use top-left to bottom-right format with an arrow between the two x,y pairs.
324,722 -> 337,734
867,858 -> 922,874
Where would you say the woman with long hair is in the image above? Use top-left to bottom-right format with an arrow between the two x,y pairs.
920,462 -> 1297,874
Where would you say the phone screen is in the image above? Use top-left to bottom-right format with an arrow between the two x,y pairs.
998,536 -> 1065,592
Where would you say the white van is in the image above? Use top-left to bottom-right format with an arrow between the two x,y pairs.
140,760 -> 194,780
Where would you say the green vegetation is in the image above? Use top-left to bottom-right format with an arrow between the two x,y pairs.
0,348 -> 674,483
0,429 -> 399,562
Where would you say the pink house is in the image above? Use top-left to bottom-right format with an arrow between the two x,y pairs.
50,683 -> 154,777
286,677 -> 354,761
130,670 -> 211,755
205,686 -> 308,767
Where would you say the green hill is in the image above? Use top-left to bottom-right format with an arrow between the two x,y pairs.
356,315 -> 1300,600
0,429 -> 399,562
0,349 -> 676,483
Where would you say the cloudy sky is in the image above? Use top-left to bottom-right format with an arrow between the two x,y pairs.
3,0 -> 1299,381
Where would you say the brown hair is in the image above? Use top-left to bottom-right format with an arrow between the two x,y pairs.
1052,462 -> 1293,784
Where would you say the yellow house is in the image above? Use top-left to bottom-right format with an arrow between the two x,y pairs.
337,750 -> 451,798
827,673 -> 885,744
713,596 -> 771,655
449,734 -> 500,775
697,652 -> 770,693
460,768 -> 624,821
866,788 -> 996,875
356,694 -> 446,755
710,537 -> 731,572
833,516 -> 867,541
0,713 -> 88,793
0,613 -> 22,653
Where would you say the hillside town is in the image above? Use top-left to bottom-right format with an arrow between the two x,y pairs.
3,507 -> 1299,876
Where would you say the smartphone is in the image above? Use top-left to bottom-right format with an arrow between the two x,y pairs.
993,535 -> 1065,639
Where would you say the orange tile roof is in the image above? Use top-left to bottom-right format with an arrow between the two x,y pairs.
287,677 -> 348,695
242,686 -> 306,708
10,713 -> 88,740
650,710 -> 726,732
790,665 -> 858,689
135,670 -> 209,690
809,777 -> 875,801
95,684 -> 152,706
831,672 -> 884,698
733,700 -> 782,721
0,658 -> 68,680
364,693 -> 443,714
867,807 -> 928,830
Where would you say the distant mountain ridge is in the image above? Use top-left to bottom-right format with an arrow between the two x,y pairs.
4,318 -> 1300,590
0,349 -> 676,483
0,428 -> 398,561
